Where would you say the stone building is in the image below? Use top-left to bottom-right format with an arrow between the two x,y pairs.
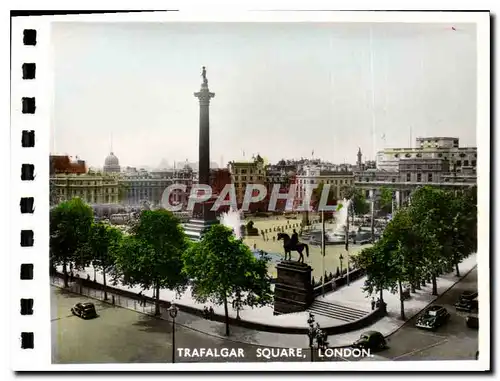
51,172 -> 120,205
228,155 -> 266,210
119,166 -> 194,207
376,137 -> 477,173
295,164 -> 355,209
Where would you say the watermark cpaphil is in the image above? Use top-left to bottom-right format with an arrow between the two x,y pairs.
161,183 -> 344,212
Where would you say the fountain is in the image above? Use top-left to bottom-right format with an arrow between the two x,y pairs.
220,209 -> 244,240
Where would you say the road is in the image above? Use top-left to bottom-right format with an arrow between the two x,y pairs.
374,267 -> 478,361
51,267 -> 478,364
51,286 -> 315,363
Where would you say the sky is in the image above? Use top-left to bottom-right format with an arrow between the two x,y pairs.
51,22 -> 477,169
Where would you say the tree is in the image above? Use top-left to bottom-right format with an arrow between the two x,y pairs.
378,187 -> 394,215
50,198 -> 93,287
82,223 -> 123,300
446,187 -> 477,276
114,209 -> 189,315
183,225 -> 273,336
352,243 -> 395,309
342,187 -> 370,215
407,186 -> 451,295
380,208 -> 424,319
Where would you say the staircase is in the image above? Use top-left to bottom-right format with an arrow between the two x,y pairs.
308,300 -> 369,322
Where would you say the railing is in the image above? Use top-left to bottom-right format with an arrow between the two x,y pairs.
312,268 -> 365,298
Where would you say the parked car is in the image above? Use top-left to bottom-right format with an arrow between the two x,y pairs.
352,331 -> 387,351
415,305 -> 450,330
455,291 -> 478,312
466,315 -> 479,329
71,302 -> 97,319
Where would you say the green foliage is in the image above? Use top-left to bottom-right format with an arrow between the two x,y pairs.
353,244 -> 396,297
354,185 -> 477,317
84,223 -> 122,272
183,224 -> 273,335
113,235 -> 157,288
342,187 -> 370,215
312,182 -> 336,209
120,209 -> 189,293
378,187 -> 394,215
50,198 -> 94,284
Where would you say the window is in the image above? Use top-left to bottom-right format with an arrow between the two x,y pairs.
453,139 -> 459,147
406,173 -> 411,182
438,153 -> 443,158
428,173 -> 433,182
456,160 -> 462,167
416,153 -> 422,158
391,178 -> 396,183
464,160 -> 469,167
472,160 -> 477,167
394,154 -> 399,158
459,153 -> 466,158
405,153 -> 411,158
417,173 -> 422,182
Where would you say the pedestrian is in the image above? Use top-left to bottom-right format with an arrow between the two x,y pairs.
375,298 -> 380,309
209,306 -> 214,319
138,291 -> 143,306
86,274 -> 90,281
112,295 -> 115,305
371,297 -> 375,311
70,271 -> 74,282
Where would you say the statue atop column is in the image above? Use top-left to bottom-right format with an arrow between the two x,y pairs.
201,66 -> 208,85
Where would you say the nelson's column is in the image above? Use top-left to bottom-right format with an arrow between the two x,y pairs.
184,66 -> 219,241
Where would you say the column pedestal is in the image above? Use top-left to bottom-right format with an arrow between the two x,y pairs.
273,261 -> 313,315
184,197 -> 220,241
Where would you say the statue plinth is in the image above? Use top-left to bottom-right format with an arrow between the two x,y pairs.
273,261 -> 313,315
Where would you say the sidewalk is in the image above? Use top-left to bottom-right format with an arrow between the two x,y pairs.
54,253 -> 476,348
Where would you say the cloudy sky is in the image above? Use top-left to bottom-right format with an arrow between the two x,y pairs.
51,21 -> 477,168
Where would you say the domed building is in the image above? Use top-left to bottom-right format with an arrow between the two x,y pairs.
103,152 -> 121,173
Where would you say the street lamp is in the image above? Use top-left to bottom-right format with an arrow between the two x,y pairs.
168,303 -> 179,363
306,312 -> 329,362
307,313 -> 316,362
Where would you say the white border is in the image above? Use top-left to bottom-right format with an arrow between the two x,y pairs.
9,9 -> 490,372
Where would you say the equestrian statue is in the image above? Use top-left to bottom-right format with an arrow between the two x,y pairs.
277,229 -> 309,263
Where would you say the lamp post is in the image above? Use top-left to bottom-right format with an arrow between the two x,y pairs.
168,303 -> 179,363
307,313 -> 316,362
306,312 -> 329,362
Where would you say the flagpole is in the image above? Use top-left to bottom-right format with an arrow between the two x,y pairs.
321,209 -> 325,296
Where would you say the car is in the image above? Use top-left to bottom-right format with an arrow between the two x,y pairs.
455,290 -> 478,312
352,330 -> 387,351
466,315 -> 479,329
415,305 -> 450,330
71,302 -> 98,319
